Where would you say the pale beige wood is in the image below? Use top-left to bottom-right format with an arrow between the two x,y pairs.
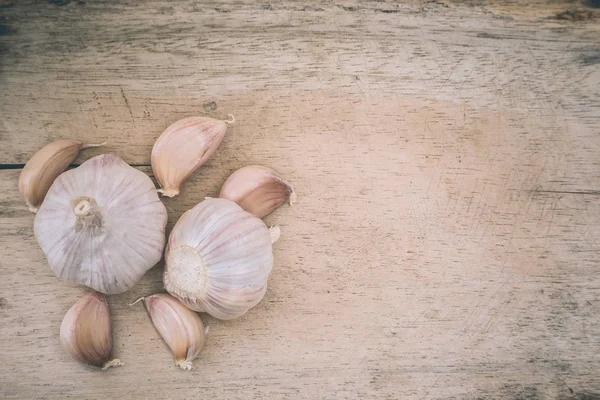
1,1 -> 599,399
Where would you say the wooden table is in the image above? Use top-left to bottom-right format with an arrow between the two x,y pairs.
1,1 -> 599,398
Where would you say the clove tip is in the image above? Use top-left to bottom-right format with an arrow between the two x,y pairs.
81,141 -> 107,150
270,226 -> 281,244
157,188 -> 179,197
176,359 -> 193,371
289,188 -> 297,205
224,114 -> 235,125
102,359 -> 124,370
128,297 -> 145,306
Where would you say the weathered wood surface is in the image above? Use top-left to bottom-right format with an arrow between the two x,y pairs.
1,1 -> 599,399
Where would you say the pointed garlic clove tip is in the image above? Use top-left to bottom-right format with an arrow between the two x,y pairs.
224,114 -> 235,124
151,116 -> 231,197
19,140 -> 105,213
81,141 -> 107,149
143,293 -> 206,370
60,291 -> 121,370
219,165 -> 295,219
128,296 -> 145,306
102,359 -> 124,370
270,226 -> 281,244
157,188 -> 180,197
176,359 -> 194,371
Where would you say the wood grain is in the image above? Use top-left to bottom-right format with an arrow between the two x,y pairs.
1,1 -> 599,399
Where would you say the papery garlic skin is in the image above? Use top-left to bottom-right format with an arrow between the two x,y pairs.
219,165 -> 296,218
34,154 -> 167,294
18,140 -> 104,213
60,291 -> 122,370
143,293 -> 206,370
164,198 -> 277,320
151,116 -> 232,197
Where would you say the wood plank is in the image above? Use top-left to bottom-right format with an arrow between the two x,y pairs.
1,1 -> 599,399
1,1 -> 599,164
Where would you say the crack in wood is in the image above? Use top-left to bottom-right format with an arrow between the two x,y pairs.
0,163 -> 151,170
529,189 -> 600,196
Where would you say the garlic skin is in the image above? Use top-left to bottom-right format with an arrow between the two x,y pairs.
143,293 -> 206,370
151,115 -> 233,197
60,291 -> 122,370
219,165 -> 295,218
18,140 -> 104,213
34,154 -> 168,294
164,198 -> 279,320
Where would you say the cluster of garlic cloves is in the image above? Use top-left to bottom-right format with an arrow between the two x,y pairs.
151,115 -> 234,197
60,291 -> 122,370
21,111 -> 295,371
219,165 -> 295,218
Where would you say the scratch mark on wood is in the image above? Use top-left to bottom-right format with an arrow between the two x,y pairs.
119,87 -> 134,122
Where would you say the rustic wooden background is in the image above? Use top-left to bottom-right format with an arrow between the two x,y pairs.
1,1 -> 599,399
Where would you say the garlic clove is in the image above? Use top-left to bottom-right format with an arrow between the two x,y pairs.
18,140 -> 105,213
219,165 -> 296,218
60,291 -> 122,370
151,115 -> 234,197
143,293 -> 206,370
34,154 -> 167,294
164,198 -> 278,320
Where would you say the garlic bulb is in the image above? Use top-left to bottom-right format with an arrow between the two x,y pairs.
34,154 -> 168,294
19,139 -> 104,213
151,115 -> 234,197
60,291 -> 122,370
164,197 -> 279,320
219,165 -> 296,218
143,293 -> 206,370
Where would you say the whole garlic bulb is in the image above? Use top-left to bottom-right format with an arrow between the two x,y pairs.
164,198 -> 279,320
34,154 -> 168,294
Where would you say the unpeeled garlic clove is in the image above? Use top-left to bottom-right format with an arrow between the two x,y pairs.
143,293 -> 206,370
219,165 -> 295,218
151,115 -> 234,197
60,291 -> 122,370
18,140 -> 105,212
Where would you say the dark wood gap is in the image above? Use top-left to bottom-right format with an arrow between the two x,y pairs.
0,163 -> 152,170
